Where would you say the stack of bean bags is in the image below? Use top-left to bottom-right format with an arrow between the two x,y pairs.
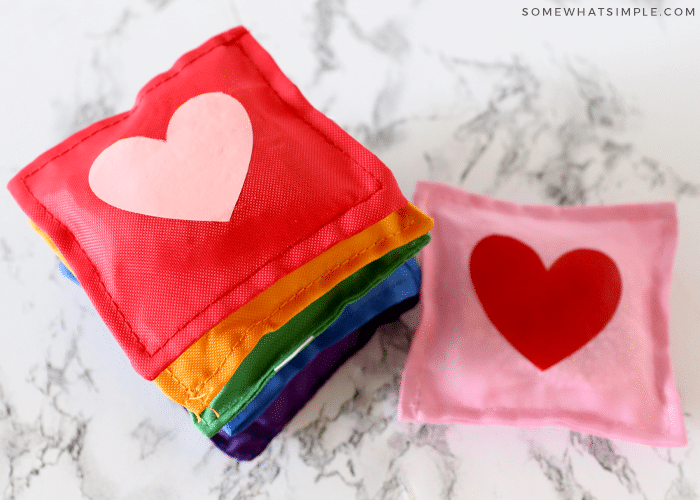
8,27 -> 432,460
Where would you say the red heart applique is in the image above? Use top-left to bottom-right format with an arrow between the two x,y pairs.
469,235 -> 622,370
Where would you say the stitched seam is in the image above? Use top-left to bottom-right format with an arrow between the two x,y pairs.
149,33 -> 388,354
207,405 -> 220,418
185,219 -> 415,398
167,218 -> 417,403
24,30 -> 246,182
18,29 -> 389,362
162,366 -> 196,395
154,35 -> 388,353
19,32 -> 249,356
20,189 -> 150,354
158,188 -> 377,355
182,219 -> 413,402
234,37 -> 382,188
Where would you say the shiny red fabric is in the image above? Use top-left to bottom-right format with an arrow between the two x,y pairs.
7,27 -> 407,380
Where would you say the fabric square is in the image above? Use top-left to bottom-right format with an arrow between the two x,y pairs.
8,26 -> 410,380
398,180 -> 686,446
219,257 -> 420,438
212,294 -> 421,461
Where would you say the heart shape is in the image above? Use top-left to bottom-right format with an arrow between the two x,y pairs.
469,235 -> 622,370
89,92 -> 253,221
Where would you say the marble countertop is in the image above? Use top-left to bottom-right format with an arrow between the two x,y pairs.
1,1 -> 699,498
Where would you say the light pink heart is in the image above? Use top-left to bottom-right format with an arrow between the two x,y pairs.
89,92 -> 253,221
